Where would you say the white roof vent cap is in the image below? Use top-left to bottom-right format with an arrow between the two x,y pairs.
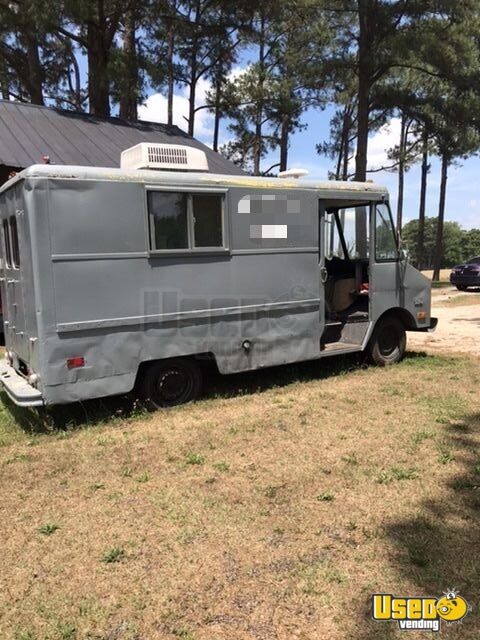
278,168 -> 309,179
121,142 -> 209,172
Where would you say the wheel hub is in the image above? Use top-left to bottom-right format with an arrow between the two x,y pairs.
158,368 -> 190,401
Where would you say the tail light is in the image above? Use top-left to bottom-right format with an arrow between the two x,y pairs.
67,357 -> 85,369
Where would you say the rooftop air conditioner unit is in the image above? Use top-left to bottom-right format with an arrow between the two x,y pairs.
120,142 -> 209,172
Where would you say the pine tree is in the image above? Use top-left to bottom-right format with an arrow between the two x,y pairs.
55,0 -> 131,117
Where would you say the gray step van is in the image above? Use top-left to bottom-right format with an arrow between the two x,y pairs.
0,144 -> 437,408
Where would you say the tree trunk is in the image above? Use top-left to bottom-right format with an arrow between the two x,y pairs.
416,129 -> 429,268
0,43 -> 10,100
355,78 -> 369,181
432,153 -> 449,282
88,45 -> 110,116
212,75 -> 222,152
253,16 -> 266,176
335,138 -> 344,180
354,2 -> 371,182
355,78 -> 369,251
187,0 -> 202,136
354,2 -> 371,257
188,67 -> 196,136
396,115 -> 407,233
0,77 -> 9,100
22,32 -> 44,105
87,1 -> 110,118
279,115 -> 289,172
335,107 -> 348,180
342,109 -> 352,181
71,51 -> 82,110
119,7 -> 138,121
166,24 -> 175,126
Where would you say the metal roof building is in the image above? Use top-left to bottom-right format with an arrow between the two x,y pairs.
0,100 -> 243,183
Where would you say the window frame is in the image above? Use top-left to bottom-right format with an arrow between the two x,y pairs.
2,218 -> 12,269
326,205 -> 370,262
374,201 -> 399,263
10,215 -> 20,269
145,186 -> 229,256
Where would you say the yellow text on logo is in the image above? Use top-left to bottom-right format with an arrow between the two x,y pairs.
372,594 -> 438,621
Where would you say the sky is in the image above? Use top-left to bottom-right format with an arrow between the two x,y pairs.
137,63 -> 480,232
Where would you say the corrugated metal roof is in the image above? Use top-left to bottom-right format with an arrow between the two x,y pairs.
0,100 -> 244,175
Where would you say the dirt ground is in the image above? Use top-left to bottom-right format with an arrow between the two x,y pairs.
409,285 -> 480,356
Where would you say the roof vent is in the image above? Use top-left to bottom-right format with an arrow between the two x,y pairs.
120,142 -> 209,172
278,168 -> 309,179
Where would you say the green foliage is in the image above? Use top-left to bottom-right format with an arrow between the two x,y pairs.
316,491 -> 334,502
213,461 -> 229,472
402,218 -> 480,268
101,546 -> 125,564
218,1 -> 329,174
184,453 -> 205,466
39,522 -> 60,535
377,466 -> 419,484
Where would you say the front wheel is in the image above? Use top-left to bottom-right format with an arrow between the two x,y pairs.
456,285 -> 467,291
138,358 -> 203,409
367,316 -> 406,366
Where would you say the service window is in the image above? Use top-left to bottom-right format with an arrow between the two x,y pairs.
10,215 -> 20,268
148,190 -> 225,252
148,191 -> 188,250
375,203 -> 398,261
192,194 -> 223,248
2,219 -> 12,268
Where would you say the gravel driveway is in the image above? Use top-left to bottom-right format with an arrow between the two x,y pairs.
408,286 -> 480,356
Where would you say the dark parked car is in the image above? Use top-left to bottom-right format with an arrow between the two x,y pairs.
450,256 -> 480,290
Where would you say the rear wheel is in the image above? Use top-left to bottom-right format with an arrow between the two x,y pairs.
367,316 -> 406,366
138,358 -> 202,409
456,285 -> 467,291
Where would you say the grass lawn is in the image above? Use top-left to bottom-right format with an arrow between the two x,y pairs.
0,353 -> 479,639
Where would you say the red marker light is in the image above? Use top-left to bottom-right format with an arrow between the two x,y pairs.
67,357 -> 85,369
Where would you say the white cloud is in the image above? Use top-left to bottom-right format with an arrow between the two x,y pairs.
138,86 -> 214,141
367,117 -> 402,170
138,65 -> 248,144
228,64 -> 250,82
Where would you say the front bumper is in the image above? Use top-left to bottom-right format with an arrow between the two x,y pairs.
410,317 -> 438,333
0,359 -> 43,407
450,273 -> 480,286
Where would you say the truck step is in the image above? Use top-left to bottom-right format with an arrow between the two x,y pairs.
321,341 -> 360,353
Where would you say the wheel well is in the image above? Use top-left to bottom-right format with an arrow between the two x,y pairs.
377,307 -> 416,330
135,352 -> 217,381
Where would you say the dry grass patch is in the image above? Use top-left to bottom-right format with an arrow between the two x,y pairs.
0,353 -> 479,639
440,292 -> 480,307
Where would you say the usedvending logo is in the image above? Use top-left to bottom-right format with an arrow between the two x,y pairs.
372,589 -> 470,632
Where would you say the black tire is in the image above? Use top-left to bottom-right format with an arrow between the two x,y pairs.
367,316 -> 406,366
456,285 -> 467,291
138,358 -> 202,409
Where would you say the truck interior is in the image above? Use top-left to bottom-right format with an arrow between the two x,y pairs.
321,203 -> 371,351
